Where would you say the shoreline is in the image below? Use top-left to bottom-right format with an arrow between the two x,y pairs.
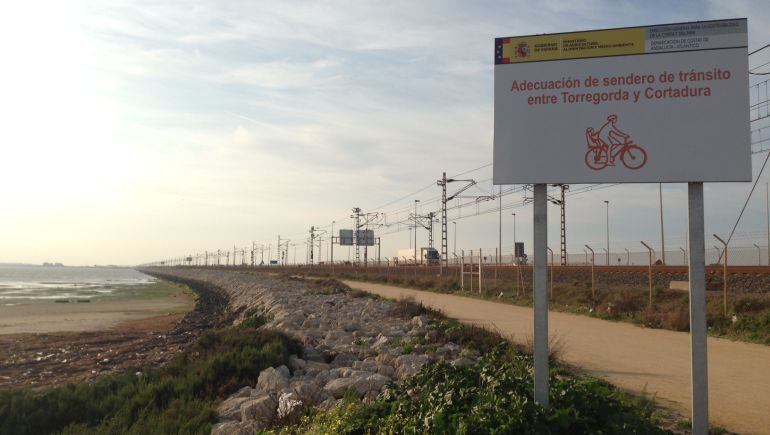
0,279 -> 203,389
0,281 -> 194,335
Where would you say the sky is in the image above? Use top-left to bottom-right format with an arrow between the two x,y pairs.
1,0 -> 770,266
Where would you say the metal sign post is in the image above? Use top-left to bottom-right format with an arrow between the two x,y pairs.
533,184 -> 549,406
688,183 -> 708,434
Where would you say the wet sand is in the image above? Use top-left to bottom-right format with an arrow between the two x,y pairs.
0,287 -> 193,335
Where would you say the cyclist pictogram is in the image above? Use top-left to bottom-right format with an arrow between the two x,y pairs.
584,114 -> 647,170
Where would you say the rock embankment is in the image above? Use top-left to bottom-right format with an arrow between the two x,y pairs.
146,268 -> 475,434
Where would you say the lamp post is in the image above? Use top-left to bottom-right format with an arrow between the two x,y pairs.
604,200 -> 610,266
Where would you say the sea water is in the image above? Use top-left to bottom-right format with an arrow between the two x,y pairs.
0,265 -> 154,302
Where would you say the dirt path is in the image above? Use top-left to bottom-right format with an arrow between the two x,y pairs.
343,280 -> 770,435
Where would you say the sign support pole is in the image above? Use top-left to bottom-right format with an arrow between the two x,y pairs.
533,183 -> 549,407
688,182 -> 708,434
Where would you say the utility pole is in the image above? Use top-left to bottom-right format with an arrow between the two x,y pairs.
217,249 -> 221,266
277,236 -> 281,265
439,172 -> 449,270
660,183 -> 666,264
351,207 -> 362,266
309,227 -> 315,265
414,200 -> 419,264
560,185 -> 568,265
766,183 -> 769,266
437,173 -> 485,272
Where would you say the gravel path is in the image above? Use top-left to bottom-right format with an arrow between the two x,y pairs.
342,280 -> 770,435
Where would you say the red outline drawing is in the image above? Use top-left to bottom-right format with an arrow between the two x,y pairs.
584,114 -> 647,171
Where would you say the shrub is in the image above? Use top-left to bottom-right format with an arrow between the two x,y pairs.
0,328 -> 301,435
288,346 -> 666,434
387,296 -> 442,319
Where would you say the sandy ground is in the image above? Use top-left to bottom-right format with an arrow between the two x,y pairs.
0,292 -> 193,335
343,280 -> 770,435
0,284 -> 221,389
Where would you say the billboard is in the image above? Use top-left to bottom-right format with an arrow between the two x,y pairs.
493,19 -> 750,184
356,229 -> 375,246
339,229 -> 354,246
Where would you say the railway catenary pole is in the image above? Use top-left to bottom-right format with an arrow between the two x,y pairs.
560,185 -> 568,265
439,172 -> 449,272
413,200 -> 419,265
437,174 -> 479,272
309,227 -> 315,266
351,207 -> 362,266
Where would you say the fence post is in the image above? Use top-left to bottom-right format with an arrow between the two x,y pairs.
714,234 -> 728,316
584,245 -> 595,301
641,241 -> 654,306
479,248 -> 483,294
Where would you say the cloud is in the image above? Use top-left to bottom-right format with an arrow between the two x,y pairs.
2,0 -> 769,265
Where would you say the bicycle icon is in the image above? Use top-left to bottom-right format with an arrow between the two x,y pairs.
584,115 -> 647,171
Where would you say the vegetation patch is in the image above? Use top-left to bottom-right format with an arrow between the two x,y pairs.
278,345 -> 665,434
0,326 -> 301,435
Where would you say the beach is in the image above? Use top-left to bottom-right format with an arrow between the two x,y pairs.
0,269 -> 200,388
0,284 -> 193,334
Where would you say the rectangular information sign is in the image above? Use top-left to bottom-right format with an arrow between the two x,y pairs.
493,19 -> 750,184
339,229 -> 354,246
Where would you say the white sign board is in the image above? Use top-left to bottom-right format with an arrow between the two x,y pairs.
493,19 -> 750,184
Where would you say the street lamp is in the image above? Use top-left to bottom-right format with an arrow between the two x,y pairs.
604,200 -> 610,266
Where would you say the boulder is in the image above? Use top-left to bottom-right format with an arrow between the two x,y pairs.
217,396 -> 249,422
302,346 -> 326,362
256,367 -> 289,394
291,380 -> 324,405
240,395 -> 277,428
323,377 -> 367,399
331,352 -> 358,367
394,353 -> 430,379
276,392 -> 303,420
376,364 -> 395,377
288,355 -> 306,371
211,421 -> 241,435
365,373 -> 391,391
